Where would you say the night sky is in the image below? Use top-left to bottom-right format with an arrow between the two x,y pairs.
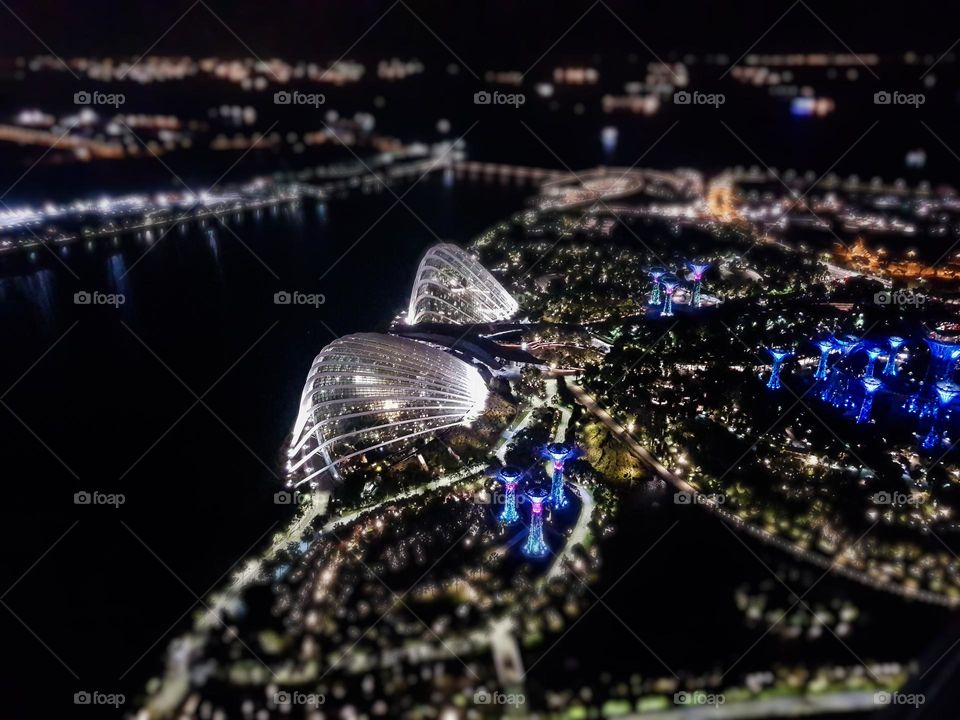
0,1 -> 953,62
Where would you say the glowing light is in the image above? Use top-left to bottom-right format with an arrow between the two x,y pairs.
857,377 -> 883,424
922,380 -> 959,450
813,337 -> 835,381
647,266 -> 666,306
496,466 -> 522,525
766,348 -> 793,390
660,274 -> 679,317
864,346 -> 882,378
687,262 -> 710,307
883,336 -> 904,377
522,485 -> 550,559
544,442 -> 574,509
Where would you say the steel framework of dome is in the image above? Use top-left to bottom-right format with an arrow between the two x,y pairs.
406,243 -> 518,325
287,333 -> 488,486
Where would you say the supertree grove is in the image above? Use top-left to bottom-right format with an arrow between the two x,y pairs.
813,338 -> 836,381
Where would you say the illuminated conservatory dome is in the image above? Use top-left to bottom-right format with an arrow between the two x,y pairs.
287,333 -> 488,487
406,243 -> 518,325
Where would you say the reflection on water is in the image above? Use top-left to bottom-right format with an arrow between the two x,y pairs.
206,228 -> 219,260
106,252 -> 130,308
16,267 -> 56,327
0,176 -> 545,704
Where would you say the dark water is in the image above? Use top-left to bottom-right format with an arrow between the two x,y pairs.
0,174 -> 532,714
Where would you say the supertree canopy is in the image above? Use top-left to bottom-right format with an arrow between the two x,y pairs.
648,266 -> 667,306
909,338 -> 960,416
766,348 -> 793,390
687,262 -> 710,307
922,380 -> 960,450
522,484 -> 551,559
660,274 -> 679,317
863,346 -> 883,379
857,377 -> 883,424
820,335 -> 861,406
883,336 -> 905,377
543,442 -> 575,509
495,466 -> 522,524
813,337 -> 836,381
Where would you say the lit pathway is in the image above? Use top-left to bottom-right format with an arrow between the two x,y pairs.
618,690 -> 883,719
493,383 -> 552,463
567,382 -> 959,608
202,463 -> 486,630
546,482 -> 594,581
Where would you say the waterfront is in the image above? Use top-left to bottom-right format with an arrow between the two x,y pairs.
0,173 -> 531,709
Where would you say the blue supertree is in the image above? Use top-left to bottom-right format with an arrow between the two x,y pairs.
648,267 -> 667,306
882,336 -> 905,377
813,338 -> 836,381
822,335 -> 861,406
909,339 -> 960,416
522,485 -> 551,558
543,442 -> 573,509
922,381 -> 960,450
687,262 -> 711,307
863,346 -> 883,378
495,466 -> 522,524
857,377 -> 883,424
660,274 -> 679,317
766,348 -> 793,390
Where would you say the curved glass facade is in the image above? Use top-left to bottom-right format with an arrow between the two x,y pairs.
287,333 -> 488,486
406,243 -> 518,325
